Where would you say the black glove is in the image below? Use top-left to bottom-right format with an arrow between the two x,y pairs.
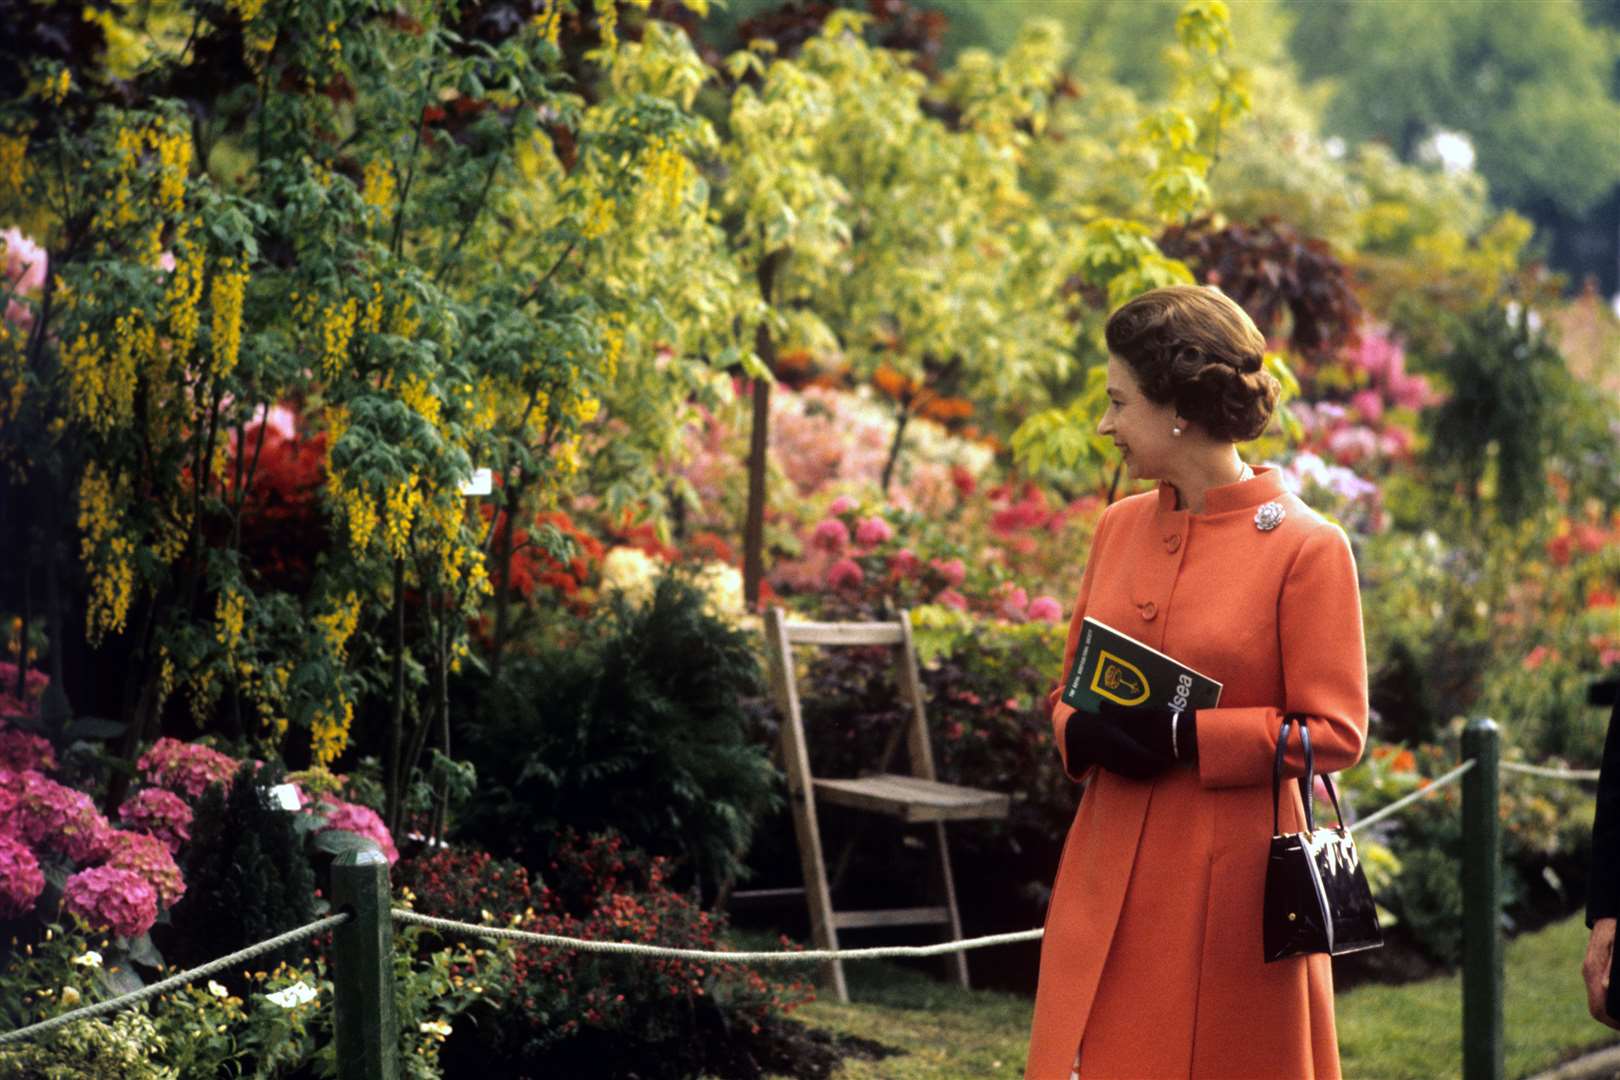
1064,700 -> 1197,781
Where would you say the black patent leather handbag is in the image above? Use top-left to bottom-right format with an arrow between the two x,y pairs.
1262,713 -> 1383,963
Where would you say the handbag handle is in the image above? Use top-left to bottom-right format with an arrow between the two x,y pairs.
1271,712 -> 1352,836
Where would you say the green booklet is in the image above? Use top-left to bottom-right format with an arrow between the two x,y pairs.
1060,616 -> 1223,714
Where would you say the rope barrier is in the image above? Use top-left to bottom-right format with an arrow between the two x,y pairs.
1347,759 -> 1476,835
393,909 -> 1044,962
1499,761 -> 1601,782
0,913 -> 350,1047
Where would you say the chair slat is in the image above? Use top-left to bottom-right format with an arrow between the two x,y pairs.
782,621 -> 905,646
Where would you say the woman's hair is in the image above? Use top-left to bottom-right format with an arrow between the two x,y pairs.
1104,284 -> 1279,442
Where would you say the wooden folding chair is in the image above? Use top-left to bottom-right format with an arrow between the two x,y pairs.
751,607 -> 1010,1002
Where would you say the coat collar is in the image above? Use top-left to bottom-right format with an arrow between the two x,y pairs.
1155,464 -> 1287,521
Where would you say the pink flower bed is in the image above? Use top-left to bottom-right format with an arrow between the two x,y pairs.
5,768 -> 114,863
0,730 -> 57,772
314,798 -> 400,864
136,737 -> 238,800
63,865 -> 158,940
0,661 -> 50,724
0,833 -> 45,918
118,787 -> 194,853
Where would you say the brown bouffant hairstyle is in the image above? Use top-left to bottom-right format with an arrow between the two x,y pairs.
1104,284 -> 1280,442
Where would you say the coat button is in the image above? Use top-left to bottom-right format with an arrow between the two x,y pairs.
1165,534 -> 1181,553
1139,601 -> 1157,621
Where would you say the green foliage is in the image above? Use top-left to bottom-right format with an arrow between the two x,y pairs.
459,571 -> 780,893
174,761 -> 316,978
0,1009 -> 176,1080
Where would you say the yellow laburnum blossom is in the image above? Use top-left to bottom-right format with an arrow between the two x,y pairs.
45,69 -> 71,106
215,588 -> 247,654
322,405 -> 349,471
361,159 -> 396,213
78,463 -> 135,643
0,133 -> 28,203
390,294 -> 421,339
321,297 -> 358,377
151,125 -> 191,217
566,391 -> 599,424
600,323 -> 625,380
637,137 -> 693,216
532,1 -> 564,47
383,475 -> 423,558
315,591 -> 361,662
165,243 -> 205,360
156,647 -> 176,711
311,697 -> 353,766
597,0 -> 618,49
210,259 -> 248,379
361,282 -> 383,337
332,473 -> 379,554
399,373 -> 443,430
225,0 -> 267,21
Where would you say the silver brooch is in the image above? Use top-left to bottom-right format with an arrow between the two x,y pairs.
1254,502 -> 1286,531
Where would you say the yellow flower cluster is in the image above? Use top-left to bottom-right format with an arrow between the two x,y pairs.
333,474 -> 379,554
157,647 -> 176,711
361,282 -> 384,337
316,591 -> 361,662
362,159 -> 396,213
165,241 -> 205,359
553,434 -> 582,480
44,69 -> 71,106
391,294 -> 421,338
210,259 -> 248,379
214,588 -> 246,655
322,405 -> 349,470
61,328 -> 109,430
399,373 -> 442,430
242,661 -> 292,737
598,0 -> 618,50
0,133 -> 27,203
600,322 -> 625,380
225,0 -> 267,22
580,194 -> 615,240
311,697 -> 354,766
532,0 -> 564,46
383,474 -> 424,558
321,297 -> 358,377
637,136 -> 693,216
566,390 -> 599,424
106,312 -> 153,424
152,125 -> 191,218
77,463 -> 135,643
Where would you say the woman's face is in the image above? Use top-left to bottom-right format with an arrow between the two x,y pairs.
1098,355 -> 1181,482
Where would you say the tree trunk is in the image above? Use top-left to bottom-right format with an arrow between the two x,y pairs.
742,250 -> 784,609
880,402 -> 911,496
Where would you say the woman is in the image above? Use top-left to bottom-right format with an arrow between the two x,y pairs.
1024,285 -> 1369,1079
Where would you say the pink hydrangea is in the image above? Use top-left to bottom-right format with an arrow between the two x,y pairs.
827,495 -> 857,516
0,661 -> 50,724
826,557 -> 865,590
855,516 -> 894,546
0,730 -> 56,772
889,547 -> 919,578
934,588 -> 969,612
118,787 -> 193,853
997,585 -> 1030,623
315,799 -> 399,864
1027,596 -> 1064,623
104,830 -> 186,909
929,557 -> 966,587
8,769 -> 114,863
136,737 -> 239,800
810,518 -> 849,554
0,832 -> 45,918
63,865 -> 158,940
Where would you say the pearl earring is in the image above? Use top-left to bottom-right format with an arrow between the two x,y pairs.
1171,426 -> 1183,437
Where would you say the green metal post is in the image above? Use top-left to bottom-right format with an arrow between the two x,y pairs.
1462,717 -> 1502,1080
332,848 -> 399,1080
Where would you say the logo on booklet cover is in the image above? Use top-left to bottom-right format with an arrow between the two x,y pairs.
1091,650 -> 1149,706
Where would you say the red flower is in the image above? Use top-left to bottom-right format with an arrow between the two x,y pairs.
827,558 -> 864,590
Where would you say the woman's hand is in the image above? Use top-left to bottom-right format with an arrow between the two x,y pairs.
1584,918 -> 1620,1029
1065,700 -> 1181,780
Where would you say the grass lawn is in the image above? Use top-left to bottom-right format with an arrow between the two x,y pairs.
750,913 -> 1619,1079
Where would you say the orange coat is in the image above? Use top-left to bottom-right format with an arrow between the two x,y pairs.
1025,467 -> 1368,1080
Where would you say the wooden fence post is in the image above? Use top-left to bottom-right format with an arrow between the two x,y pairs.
1462,717 -> 1502,1080
332,848 -> 399,1080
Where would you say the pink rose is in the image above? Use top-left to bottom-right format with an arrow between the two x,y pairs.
811,518 -> 850,554
855,516 -> 894,546
827,557 -> 865,590
63,865 -> 158,940
1027,596 -> 1064,623
827,495 -> 857,516
935,588 -> 968,611
0,833 -> 44,918
929,557 -> 966,587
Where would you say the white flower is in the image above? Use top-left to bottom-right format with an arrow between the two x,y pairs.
208,980 -> 229,998
265,981 -> 319,1008
693,561 -> 744,622
419,1019 -> 453,1039
60,986 -> 81,1006
71,951 -> 103,968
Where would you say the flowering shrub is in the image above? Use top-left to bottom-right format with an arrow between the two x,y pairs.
117,787 -> 193,854
310,797 -> 400,865
62,865 -> 158,940
6,768 -> 114,864
0,832 -> 44,918
136,737 -> 238,801
104,830 -> 186,910
0,729 -> 57,772
0,660 -> 48,722
404,833 -> 813,1076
